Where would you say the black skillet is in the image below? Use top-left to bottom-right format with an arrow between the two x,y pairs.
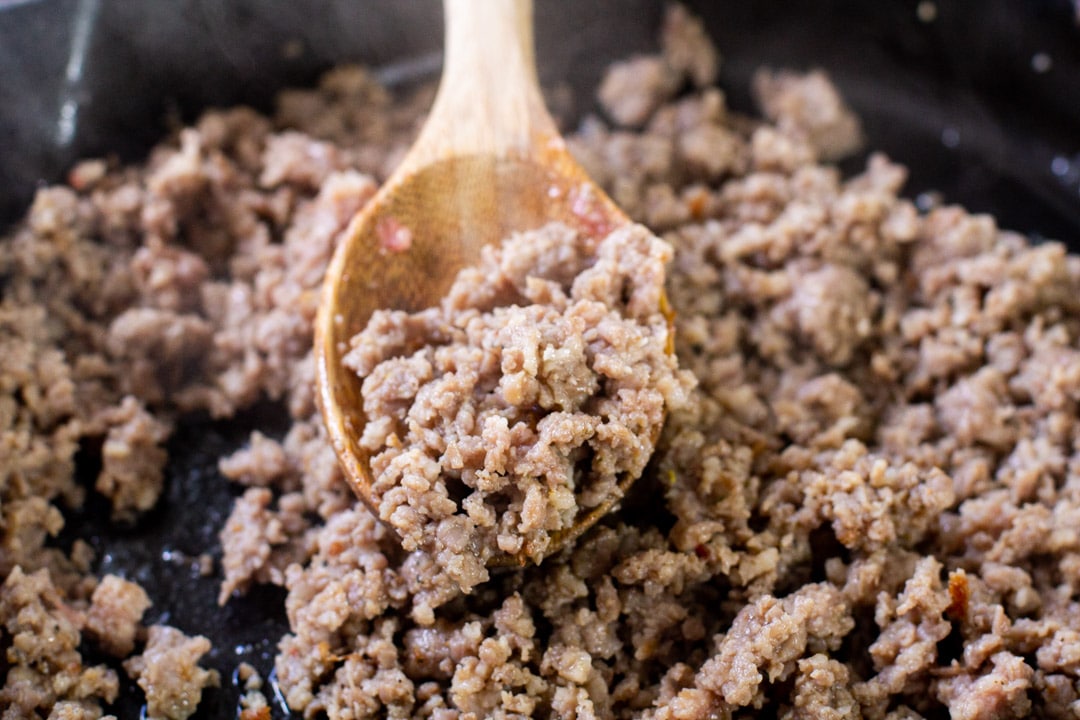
1,1 -> 1078,716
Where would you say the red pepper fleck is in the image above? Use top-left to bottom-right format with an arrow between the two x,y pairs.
569,183 -> 614,238
686,188 -> 708,220
376,216 -> 413,254
946,569 -> 969,621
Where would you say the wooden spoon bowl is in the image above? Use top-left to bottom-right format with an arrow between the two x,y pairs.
316,0 -> 650,564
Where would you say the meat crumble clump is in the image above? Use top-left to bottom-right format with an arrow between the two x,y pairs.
344,222 -> 691,591
122,626 -> 220,720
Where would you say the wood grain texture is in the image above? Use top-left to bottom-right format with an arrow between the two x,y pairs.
315,0 -> 634,565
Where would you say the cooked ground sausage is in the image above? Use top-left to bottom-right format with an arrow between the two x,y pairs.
3,6 -> 1079,718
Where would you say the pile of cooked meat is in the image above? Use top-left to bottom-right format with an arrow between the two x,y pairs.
2,6 -> 1078,719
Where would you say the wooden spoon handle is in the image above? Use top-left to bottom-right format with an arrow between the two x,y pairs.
401,0 -> 558,170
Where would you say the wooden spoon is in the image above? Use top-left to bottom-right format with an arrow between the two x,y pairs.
315,0 -> 656,564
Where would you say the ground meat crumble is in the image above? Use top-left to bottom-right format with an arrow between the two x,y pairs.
2,4 -> 1080,719
345,222 -> 690,593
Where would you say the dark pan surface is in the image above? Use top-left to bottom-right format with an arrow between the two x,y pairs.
2,0 -> 1079,717
692,0 -> 1080,242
